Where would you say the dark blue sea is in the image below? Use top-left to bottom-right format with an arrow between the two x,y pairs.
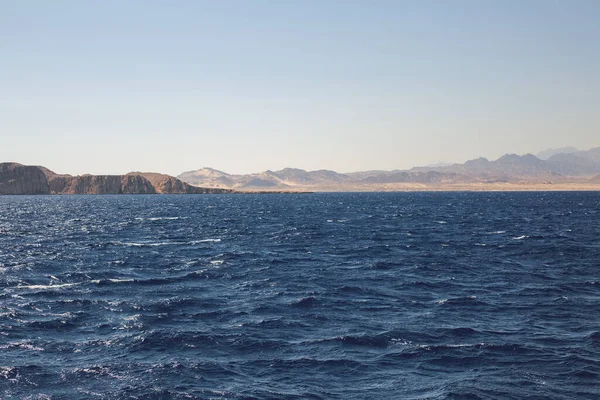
1,192 -> 599,399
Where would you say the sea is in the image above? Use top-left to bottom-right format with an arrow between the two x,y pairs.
1,192 -> 599,399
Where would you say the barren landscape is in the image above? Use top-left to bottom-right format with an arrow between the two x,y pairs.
2,147 -> 600,195
177,147 -> 600,192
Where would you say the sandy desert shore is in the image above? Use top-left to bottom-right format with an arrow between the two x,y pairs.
235,182 -> 600,193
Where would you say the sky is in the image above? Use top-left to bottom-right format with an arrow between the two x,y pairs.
2,0 -> 599,176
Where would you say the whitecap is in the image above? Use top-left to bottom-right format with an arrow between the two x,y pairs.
0,341 -> 44,351
108,278 -> 135,283
136,217 -> 184,221
190,239 -> 221,244
91,278 -> 134,284
16,282 -> 79,290
123,314 -> 142,321
513,235 -> 529,240
75,366 -> 123,379
417,342 -> 485,350
121,241 -> 181,247
0,366 -> 18,382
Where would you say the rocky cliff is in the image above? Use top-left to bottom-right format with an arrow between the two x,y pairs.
127,172 -> 232,194
31,167 -> 231,195
0,163 -> 50,195
1,163 -> 234,195
44,173 -> 156,194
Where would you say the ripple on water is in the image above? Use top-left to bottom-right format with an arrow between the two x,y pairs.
0,192 -> 599,399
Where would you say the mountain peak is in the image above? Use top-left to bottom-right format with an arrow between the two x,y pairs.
175,146 -> 600,190
536,147 -> 579,160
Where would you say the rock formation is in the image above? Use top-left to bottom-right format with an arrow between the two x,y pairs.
43,172 -> 156,194
0,163 -> 50,195
34,167 -> 233,195
0,163 -> 234,195
127,172 -> 232,194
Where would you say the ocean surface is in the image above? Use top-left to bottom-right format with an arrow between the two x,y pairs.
1,192 -> 599,399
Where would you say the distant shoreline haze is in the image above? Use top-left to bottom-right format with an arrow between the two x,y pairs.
1,146 -> 600,195
178,146 -> 600,191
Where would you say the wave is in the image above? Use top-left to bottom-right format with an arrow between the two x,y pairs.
16,282 -> 80,290
26,318 -> 78,330
0,341 -> 45,351
189,238 -> 222,244
3,192 -> 599,398
436,296 -> 486,306
512,235 -> 530,240
370,261 -> 401,270
135,217 -> 186,221
113,239 -> 222,247
91,278 -> 135,285
291,296 -> 318,308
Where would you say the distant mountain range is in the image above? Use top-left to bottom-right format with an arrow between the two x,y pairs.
3,147 -> 600,195
178,147 -> 600,191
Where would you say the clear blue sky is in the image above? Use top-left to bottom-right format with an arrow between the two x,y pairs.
2,0 -> 599,175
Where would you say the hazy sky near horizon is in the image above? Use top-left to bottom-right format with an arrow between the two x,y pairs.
2,1 -> 600,175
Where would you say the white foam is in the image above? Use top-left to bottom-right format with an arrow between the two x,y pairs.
115,238 -> 221,247
0,366 -> 18,382
109,278 -> 135,283
513,235 -> 529,240
417,343 -> 486,350
190,239 -> 221,244
0,342 -> 44,351
123,241 -> 173,247
75,366 -> 123,379
136,217 -> 185,221
123,314 -> 142,321
16,283 -> 79,290
91,278 -> 134,284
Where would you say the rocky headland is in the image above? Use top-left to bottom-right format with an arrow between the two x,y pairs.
0,163 -> 50,195
127,172 -> 228,194
0,163 -> 233,195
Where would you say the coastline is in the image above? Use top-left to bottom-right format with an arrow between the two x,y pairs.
233,183 -> 600,193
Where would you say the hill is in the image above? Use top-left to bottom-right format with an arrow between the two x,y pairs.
536,147 -> 579,160
0,163 -> 232,195
127,172 -> 229,194
178,147 -> 600,191
0,163 -> 50,195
